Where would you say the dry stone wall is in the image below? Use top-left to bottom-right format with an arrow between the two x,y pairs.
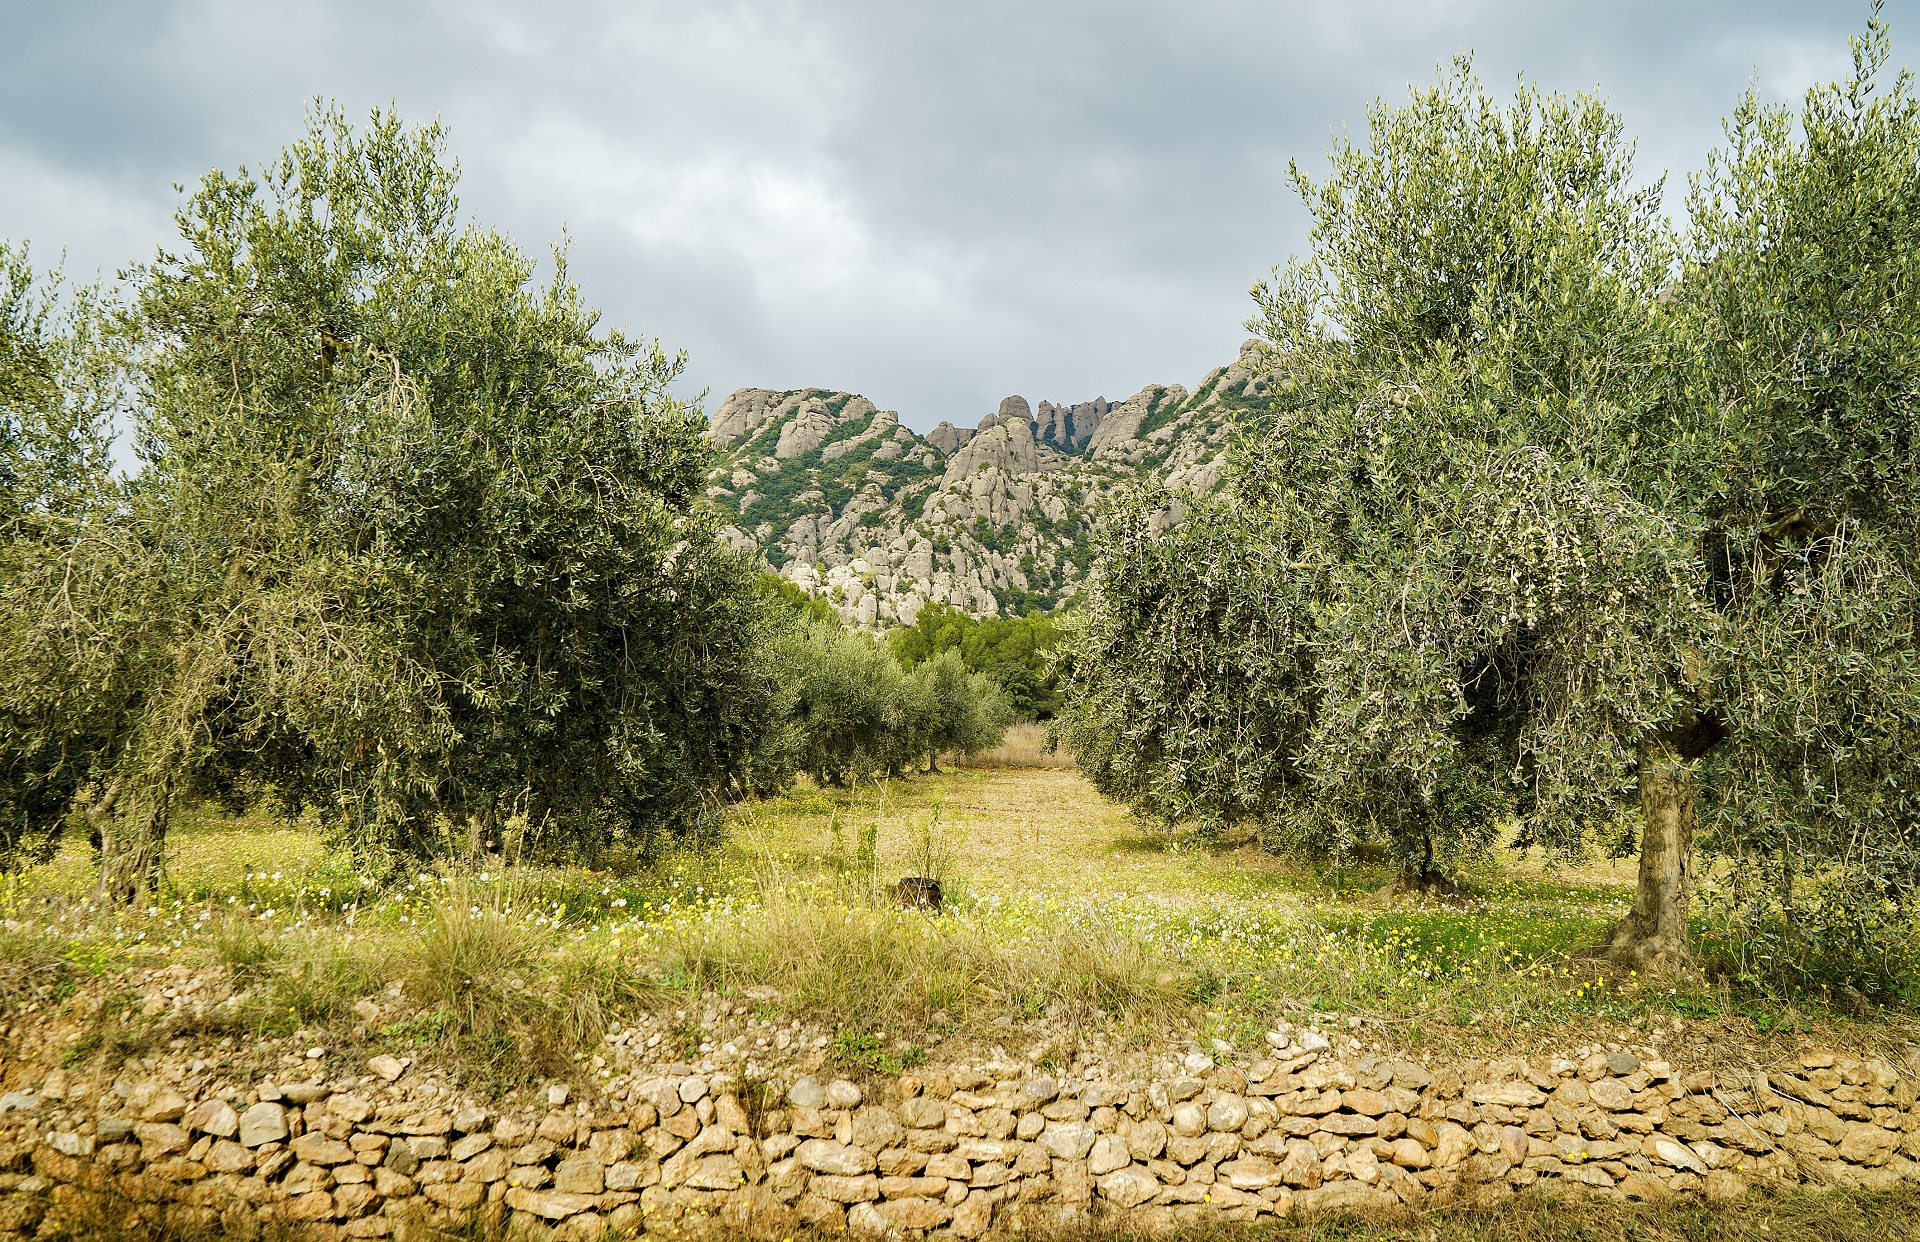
2,1023 -> 1917,1241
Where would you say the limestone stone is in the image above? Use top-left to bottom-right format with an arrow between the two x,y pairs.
1165,1135 -> 1209,1166
812,1173 -> 880,1203
183,1100 -> 239,1138
237,1105 -> 288,1151
1295,1181 -> 1398,1216
849,1106 -> 903,1152
951,1188 -> 994,1237
204,1140 -> 255,1173
554,1154 -> 605,1194
1589,1080 -> 1635,1112
1040,1122 -> 1095,1161
1217,1156 -> 1284,1190
505,1187 -> 601,1221
1127,1116 -> 1167,1161
1021,1076 -> 1059,1104
1087,1134 -> 1131,1176
292,1134 -> 355,1166
329,1094 -> 374,1125
1469,1083 -> 1545,1109
1837,1123 -> 1898,1166
684,1154 -> 746,1191
874,1197 -> 950,1230
1643,1136 -> 1704,1174
922,1151 -> 968,1181
282,1191 -> 337,1222
449,1132 -> 492,1162
1207,1095 -> 1250,1132
1341,1089 -> 1391,1117
1096,1164 -> 1158,1208
136,1122 -> 190,1156
1434,1124 -> 1474,1168
798,1138 -> 876,1176
787,1077 -> 827,1110
869,1169 -> 938,1198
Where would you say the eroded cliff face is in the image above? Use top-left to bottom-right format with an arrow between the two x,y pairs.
704,342 -> 1277,627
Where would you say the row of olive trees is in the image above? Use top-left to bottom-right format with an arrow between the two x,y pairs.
1058,13 -> 1920,985
758,586 -> 1013,786
3,108 -> 983,895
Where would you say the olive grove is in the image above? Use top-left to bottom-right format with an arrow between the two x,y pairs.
1060,17 -> 1920,987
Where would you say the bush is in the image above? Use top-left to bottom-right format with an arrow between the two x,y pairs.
780,621 -> 916,785
905,650 -> 1014,773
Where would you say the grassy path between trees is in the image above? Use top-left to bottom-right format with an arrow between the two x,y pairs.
2,765 -> 1912,1091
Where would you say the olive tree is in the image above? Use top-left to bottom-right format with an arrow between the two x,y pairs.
0,244 -> 131,870
1672,11 -> 1920,989
1064,25 -> 1920,981
906,649 -> 1014,772
781,620 -> 916,785
10,108 -> 781,891
1066,60 -> 1692,911
1051,485 -> 1322,840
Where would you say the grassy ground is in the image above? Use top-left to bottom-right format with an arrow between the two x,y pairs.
26,1183 -> 1920,1241
0,766 -> 1913,1090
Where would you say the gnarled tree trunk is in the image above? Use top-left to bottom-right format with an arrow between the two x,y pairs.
1602,743 -> 1699,976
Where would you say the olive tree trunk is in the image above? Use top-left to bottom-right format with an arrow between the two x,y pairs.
1601,742 -> 1699,977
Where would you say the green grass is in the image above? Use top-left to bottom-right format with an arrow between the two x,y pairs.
3,767 -> 1914,1089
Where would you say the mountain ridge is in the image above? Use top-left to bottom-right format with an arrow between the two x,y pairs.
704,341 -> 1276,627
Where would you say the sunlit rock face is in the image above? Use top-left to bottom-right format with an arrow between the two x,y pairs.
703,342 -> 1278,626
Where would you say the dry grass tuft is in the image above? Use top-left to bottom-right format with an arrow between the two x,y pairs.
392,882 -> 655,1083
1009,1185 -> 1920,1241
964,721 -> 1076,768
0,922 -> 82,1013
656,887 -> 1187,1037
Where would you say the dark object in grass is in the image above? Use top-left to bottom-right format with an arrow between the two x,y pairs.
896,877 -> 941,912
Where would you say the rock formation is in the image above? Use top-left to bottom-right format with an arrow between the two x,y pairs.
703,342 -> 1277,627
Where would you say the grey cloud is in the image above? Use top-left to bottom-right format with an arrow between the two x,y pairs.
0,0 -> 1894,428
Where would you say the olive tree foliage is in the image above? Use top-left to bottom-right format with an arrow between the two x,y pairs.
1063,61 -> 1696,902
906,649 -> 1014,773
1050,489 -> 1320,840
0,244 -> 128,869
4,108 -> 781,891
1675,11 -> 1920,991
1063,23 -> 1920,983
778,621 -> 1011,785
781,621 -> 915,786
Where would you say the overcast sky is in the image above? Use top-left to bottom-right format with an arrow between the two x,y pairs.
0,1 -> 1897,430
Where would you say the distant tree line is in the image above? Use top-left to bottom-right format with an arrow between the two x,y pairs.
888,603 -> 1064,720
1058,11 -> 1920,994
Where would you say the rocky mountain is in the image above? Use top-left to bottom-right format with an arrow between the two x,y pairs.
705,342 -> 1276,627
